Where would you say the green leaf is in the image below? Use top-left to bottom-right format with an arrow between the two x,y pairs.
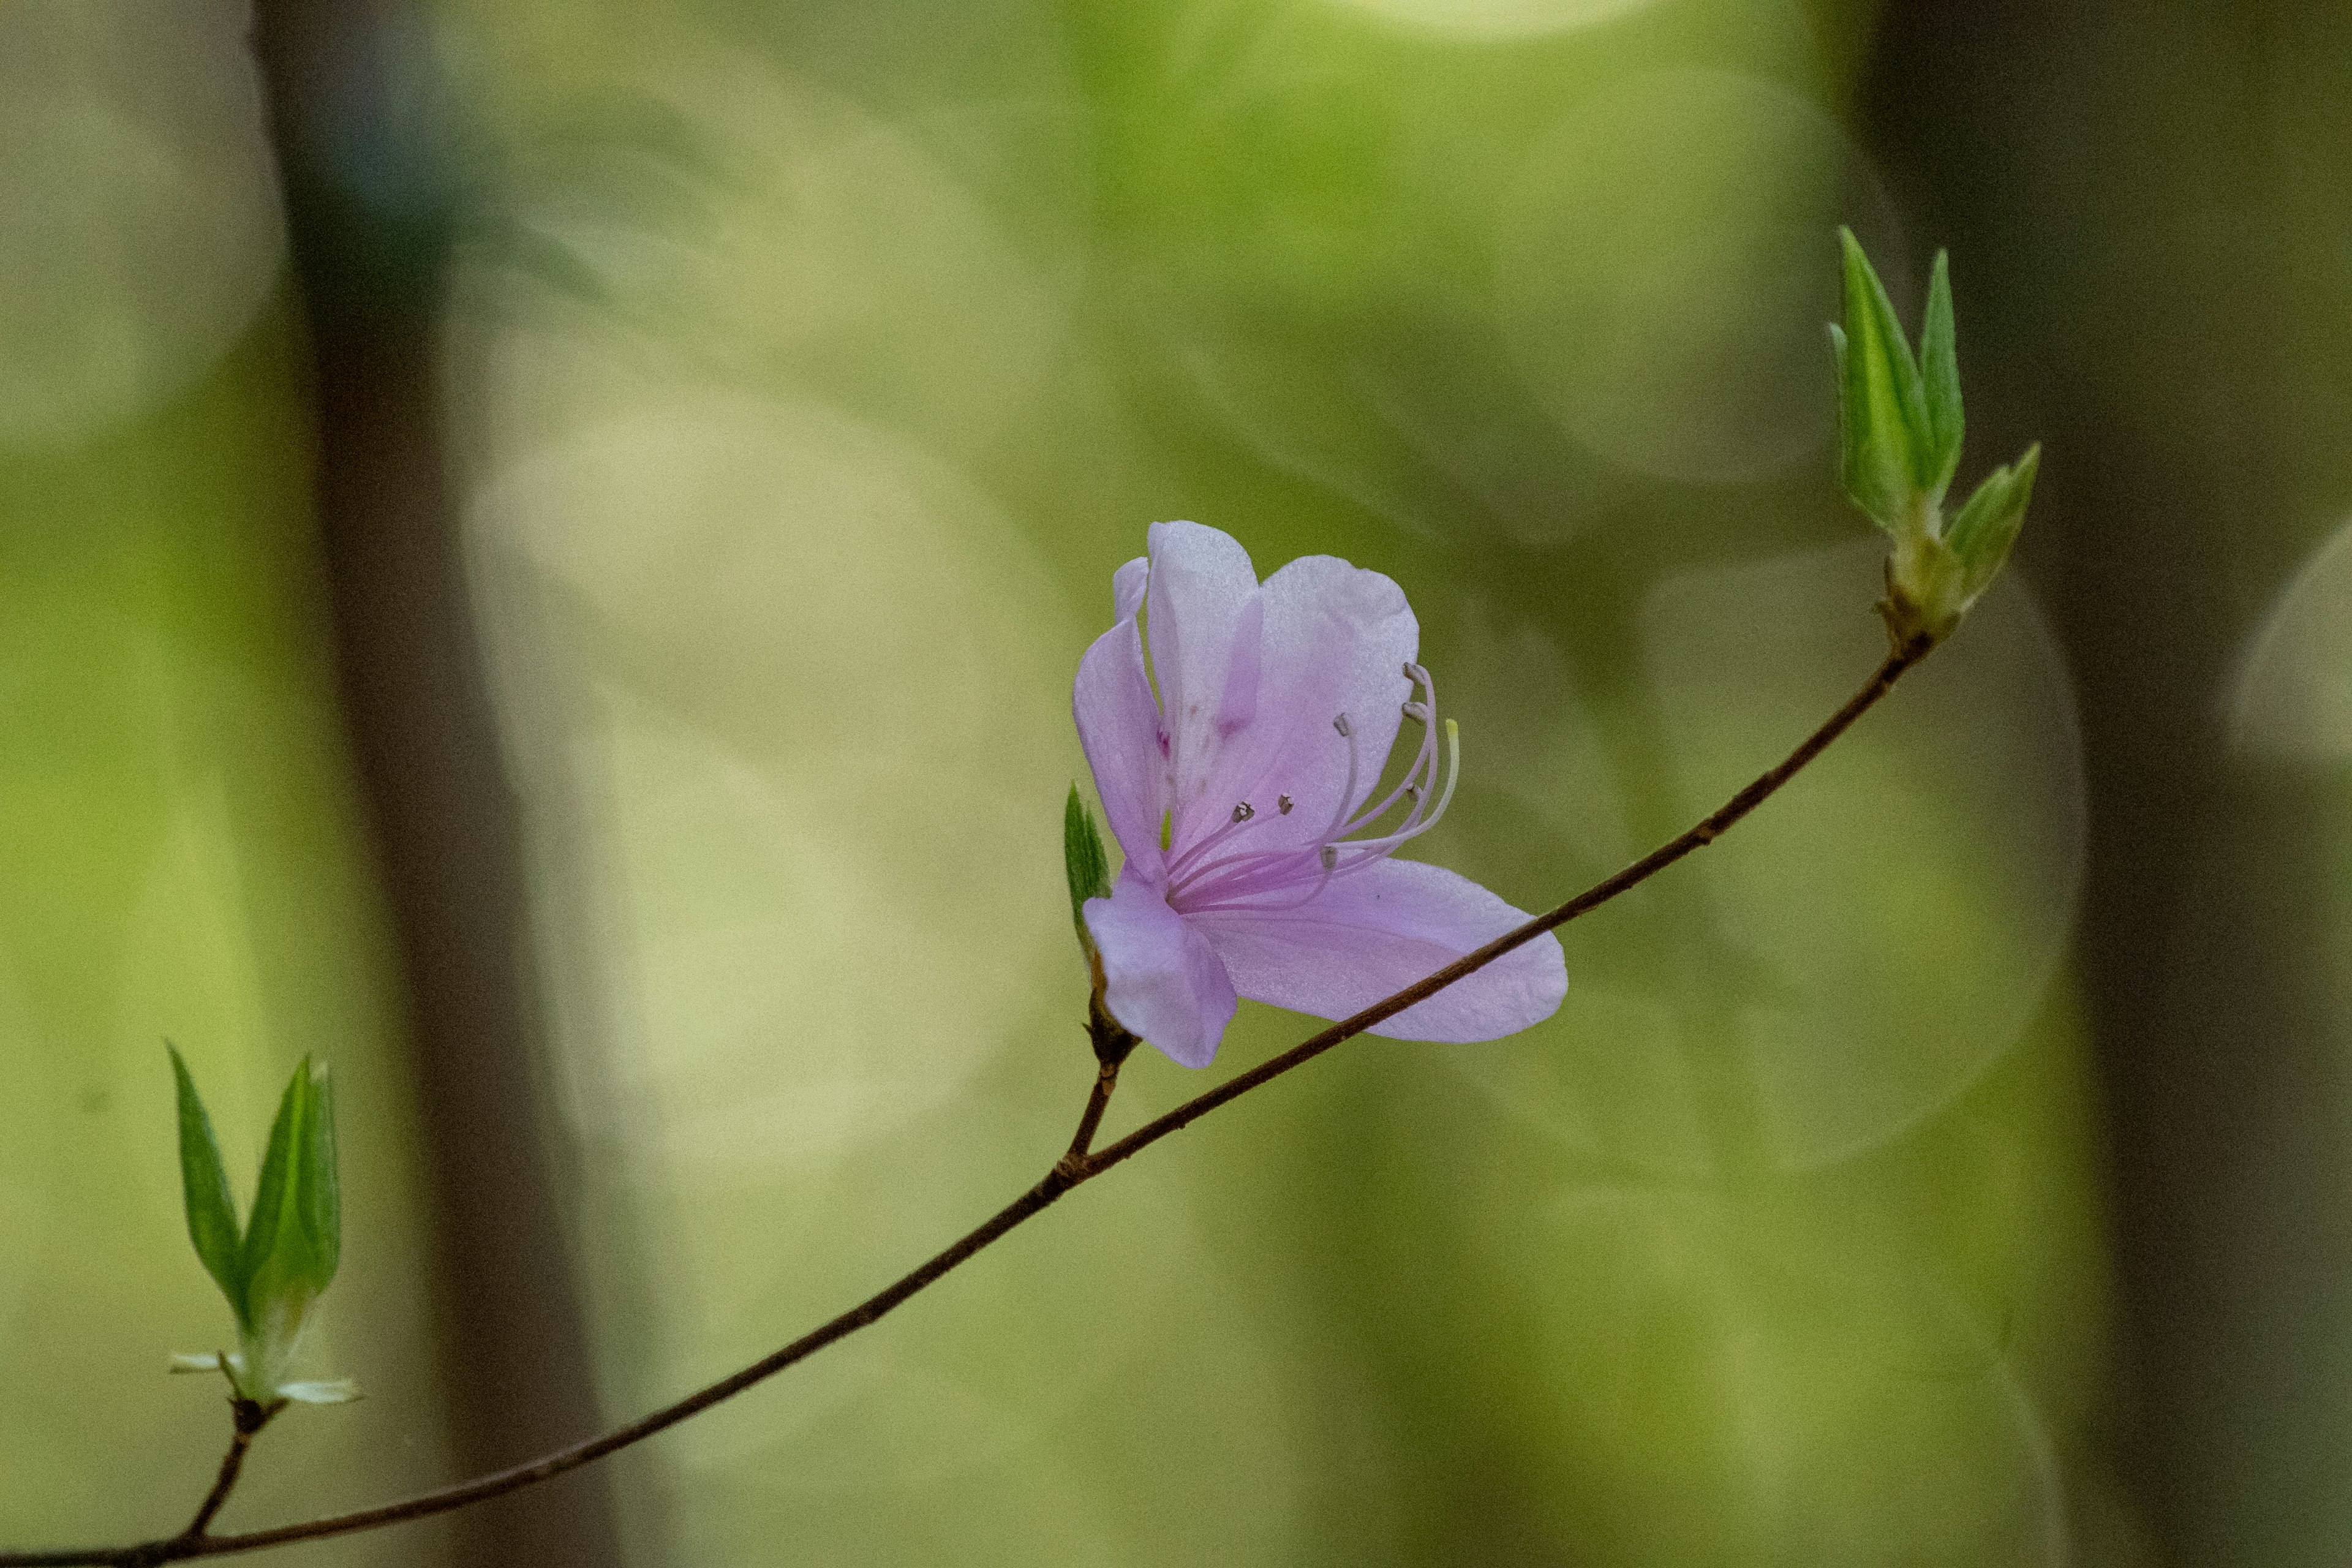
1918,250 -> 1964,500
1948,444 -> 2041,599
301,1060 -> 339,1284
1836,227 -> 1933,532
169,1044 -> 248,1324
242,1056 -> 338,1308
239,1059 -> 303,1292
1063,785 -> 1112,946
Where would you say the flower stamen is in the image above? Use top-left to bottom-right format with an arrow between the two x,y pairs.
1166,710 -> 1362,900
1324,719 -> 1459,873
1319,710 -> 1362,843
1170,674 -> 1460,913
1333,664 -> 1439,839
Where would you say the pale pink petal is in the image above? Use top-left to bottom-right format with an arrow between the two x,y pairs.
1189,554 -> 1418,856
1144,521 -> 1262,849
1191,858 -> 1565,1042
1074,612 -> 1166,875
1111,556 -> 1149,622
1085,870 -> 1239,1068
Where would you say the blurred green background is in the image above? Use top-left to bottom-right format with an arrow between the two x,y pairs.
6,1 -> 2351,1563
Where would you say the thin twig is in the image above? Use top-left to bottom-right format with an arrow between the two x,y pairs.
1083,635 -> 1930,1178
181,1401 -> 276,1540
0,639 -> 1927,1568
1061,1059 -> 1123,1172
1,1400 -> 282,1568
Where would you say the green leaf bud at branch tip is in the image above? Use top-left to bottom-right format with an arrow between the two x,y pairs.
1830,228 -> 2043,648
165,1047 -> 352,1409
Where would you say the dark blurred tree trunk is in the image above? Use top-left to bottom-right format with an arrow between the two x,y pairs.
246,6 -> 629,1565
1858,4 -> 2352,1564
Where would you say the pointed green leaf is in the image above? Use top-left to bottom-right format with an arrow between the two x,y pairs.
1949,444 -> 2040,599
169,1044 -> 248,1323
1826,322 -> 1850,461
239,1057 -> 305,1292
1919,250 -> 1964,499
227,1057 -> 345,1399
1836,227 -> 1933,531
298,1060 -> 339,1286
1063,785 -> 1112,945
242,1057 -> 336,1305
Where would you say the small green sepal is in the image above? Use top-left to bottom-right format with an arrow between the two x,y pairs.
1063,785 -> 1113,952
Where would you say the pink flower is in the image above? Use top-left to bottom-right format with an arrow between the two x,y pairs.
1074,521 -> 1567,1068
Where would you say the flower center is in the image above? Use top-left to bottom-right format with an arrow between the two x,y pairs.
1163,662 -> 1460,914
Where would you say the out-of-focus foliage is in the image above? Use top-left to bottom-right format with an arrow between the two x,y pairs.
0,9 -> 444,1547
442,1 -> 2098,1564
14,0 -> 2352,1565
0,0 -> 284,446
0,311 -> 456,1561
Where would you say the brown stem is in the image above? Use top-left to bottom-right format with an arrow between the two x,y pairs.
0,639 -> 1927,1568
1061,1058 -> 1123,1173
179,1400 -> 279,1542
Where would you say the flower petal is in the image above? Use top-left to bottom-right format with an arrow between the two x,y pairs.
1191,858 -> 1565,1042
1074,602 -> 1167,875
1144,521 -> 1262,846
1084,869 -> 1239,1068
1194,553 -> 1418,855
1111,555 -> 1149,622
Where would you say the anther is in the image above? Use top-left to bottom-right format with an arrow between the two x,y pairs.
1319,845 -> 1338,870
1278,794 -> 1294,815
1333,713 -> 1352,737
1403,662 -> 1415,679
1232,802 -> 1255,823
1402,700 -> 1430,722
